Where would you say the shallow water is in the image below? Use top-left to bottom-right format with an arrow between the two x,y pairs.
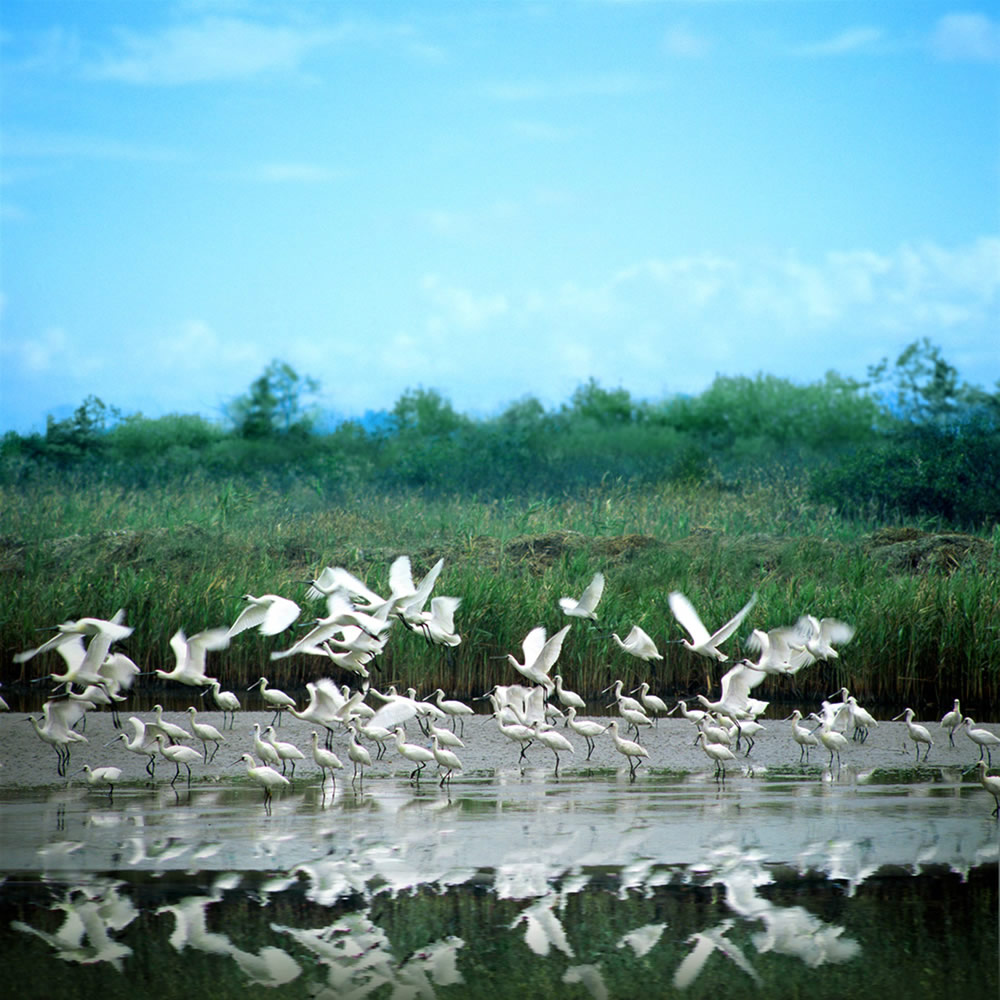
1,767 -> 998,999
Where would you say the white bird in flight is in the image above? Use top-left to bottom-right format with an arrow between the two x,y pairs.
668,591 -> 757,661
559,572 -> 605,620
227,594 -> 301,638
507,624 -> 571,693
611,625 -> 662,661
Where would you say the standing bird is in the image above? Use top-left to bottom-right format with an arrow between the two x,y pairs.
605,720 -> 649,778
940,699 -> 962,746
309,731 -> 344,788
186,706 -> 225,762
630,682 -> 669,724
233,753 -> 290,809
783,710 -> 820,763
150,705 -> 194,746
426,689 -> 474,736
552,674 -> 586,714
345,723 -> 372,782
530,721 -> 575,776
961,717 -> 1000,766
559,572 -> 605,620
393,727 -> 435,782
251,723 -> 282,768
968,760 -> 1000,817
807,713 -> 850,770
105,716 -> 159,777
431,734 -> 463,786
564,708 -> 606,761
154,735 -> 202,785
668,591 -> 758,662
200,679 -> 241,729
78,764 -> 122,798
893,708 -> 933,762
248,676 -> 297,726
611,625 -> 662,661
695,730 -> 737,781
227,594 -> 301,639
263,725 -> 305,777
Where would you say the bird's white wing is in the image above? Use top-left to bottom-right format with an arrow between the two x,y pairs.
537,624 -> 572,675
428,596 -> 461,632
260,596 -> 301,636
388,556 -> 416,599
371,699 -> 419,730
99,653 -> 141,689
708,592 -> 758,646
819,618 -> 855,646
578,571 -> 605,614
668,591 -> 711,646
519,626 -> 547,667
55,634 -> 88,673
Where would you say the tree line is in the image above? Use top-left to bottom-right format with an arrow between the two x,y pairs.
3,340 -> 998,528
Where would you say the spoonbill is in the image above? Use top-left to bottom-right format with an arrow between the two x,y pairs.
186,707 -> 225,762
150,704 -> 193,746
552,674 -> 585,714
961,717 -> 1000,765
248,677 -> 297,726
559,571 -> 605,620
393,727 -> 435,781
630,682 -> 668,723
893,708 -> 932,762
200,679 -> 241,729
263,725 -> 305,777
79,764 -> 123,798
695,730 -> 737,781
612,624 -> 662,661
158,628 -> 230,686
345,723 -> 372,781
431,734 -> 463,785
105,717 -> 158,777
227,594 -> 301,638
967,760 -> 1000,817
605,720 -> 648,778
940,699 -> 962,746
251,723 -> 281,767
668,590 -> 757,662
154,735 -> 202,785
507,624 -> 571,693
233,753 -> 290,808
783,710 -> 820,763
564,707 -> 606,760
530,720 -> 575,775
309,731 -> 344,786
808,713 -> 850,770
426,688 -> 474,735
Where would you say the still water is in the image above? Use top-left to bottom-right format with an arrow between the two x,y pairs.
1,768 -> 997,999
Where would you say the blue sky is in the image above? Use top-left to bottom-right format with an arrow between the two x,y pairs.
2,1 -> 998,433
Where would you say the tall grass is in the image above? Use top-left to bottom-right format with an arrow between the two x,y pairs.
3,472 -> 997,714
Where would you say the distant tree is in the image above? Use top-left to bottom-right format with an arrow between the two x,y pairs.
866,337 -> 989,427
390,387 -> 466,437
227,360 -> 320,438
564,378 -> 637,425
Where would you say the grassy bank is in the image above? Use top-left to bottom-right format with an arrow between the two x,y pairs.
3,473 -> 998,714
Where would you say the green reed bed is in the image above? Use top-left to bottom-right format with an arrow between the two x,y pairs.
2,475 -> 997,713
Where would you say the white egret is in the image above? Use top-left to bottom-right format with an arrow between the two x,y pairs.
893,708 -> 933,762
227,594 -> 301,638
564,707 -> 606,760
79,764 -> 122,797
263,725 -> 305,777
186,706 -> 225,762
431,734 -> 464,785
940,699 -> 962,746
668,590 -> 757,662
233,752 -> 290,808
200,679 -> 241,729
248,676 -> 297,726
559,571 -> 605,620
605,720 -> 649,778
961,717 -> 1000,765
393,727 -> 435,781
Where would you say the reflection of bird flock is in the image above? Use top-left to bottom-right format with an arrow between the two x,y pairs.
6,556 -> 1000,812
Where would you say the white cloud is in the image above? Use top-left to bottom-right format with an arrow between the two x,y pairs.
663,25 -> 711,59
931,13 -> 1000,62
791,26 -> 884,57
421,275 -> 509,330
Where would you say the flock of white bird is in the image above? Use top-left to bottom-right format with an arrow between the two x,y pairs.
7,556 -> 1000,814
